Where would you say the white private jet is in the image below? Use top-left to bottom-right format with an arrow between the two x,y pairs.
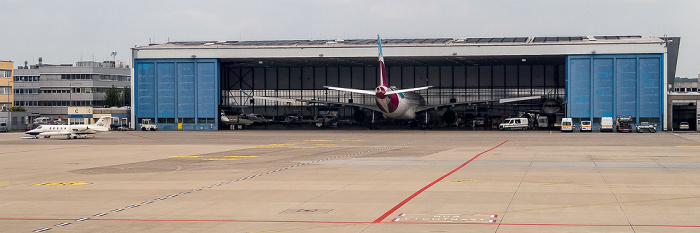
254,35 -> 538,128
25,116 -> 111,139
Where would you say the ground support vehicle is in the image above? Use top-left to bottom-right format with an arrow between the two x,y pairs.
561,118 -> 573,132
140,119 -> 158,131
616,115 -> 633,133
601,117 -> 614,132
636,122 -> 657,133
581,121 -> 592,132
499,118 -> 529,131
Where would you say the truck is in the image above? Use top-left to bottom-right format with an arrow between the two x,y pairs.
616,115 -> 633,133
636,122 -> 657,133
499,118 -> 529,131
601,117 -> 614,132
537,116 -> 549,129
140,119 -> 158,131
561,118 -> 573,132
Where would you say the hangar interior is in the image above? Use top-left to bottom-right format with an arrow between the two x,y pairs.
132,36 -> 679,131
219,53 -> 566,126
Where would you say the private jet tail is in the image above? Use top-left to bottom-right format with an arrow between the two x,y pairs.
91,116 -> 111,132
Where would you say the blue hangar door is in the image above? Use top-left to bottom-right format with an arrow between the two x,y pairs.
134,59 -> 219,130
567,54 -> 663,130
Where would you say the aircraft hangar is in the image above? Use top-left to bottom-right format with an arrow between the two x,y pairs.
131,36 -> 680,131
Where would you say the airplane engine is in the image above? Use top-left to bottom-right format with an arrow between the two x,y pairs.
442,109 -> 458,125
353,109 -> 368,123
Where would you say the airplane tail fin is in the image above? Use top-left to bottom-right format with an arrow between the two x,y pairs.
92,116 -> 111,131
378,35 -> 388,87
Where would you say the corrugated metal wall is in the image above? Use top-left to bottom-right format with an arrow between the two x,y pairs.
134,59 -> 219,130
567,54 -> 663,130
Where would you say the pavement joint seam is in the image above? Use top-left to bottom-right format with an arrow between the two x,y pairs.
593,156 -> 637,233
495,149 -> 534,232
32,140 -> 420,232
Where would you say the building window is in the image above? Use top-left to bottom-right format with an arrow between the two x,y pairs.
0,86 -> 11,94
14,75 -> 39,82
70,118 -> 85,125
61,74 -> 94,80
0,70 -> 12,78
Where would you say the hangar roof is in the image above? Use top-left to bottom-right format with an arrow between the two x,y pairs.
133,35 -> 673,67
140,35 -> 656,49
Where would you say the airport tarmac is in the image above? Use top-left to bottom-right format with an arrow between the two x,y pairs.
1,129 -> 700,233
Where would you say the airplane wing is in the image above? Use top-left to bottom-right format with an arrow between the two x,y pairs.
323,86 -> 375,95
415,96 -> 544,112
415,99 -> 499,112
384,86 -> 432,95
252,96 -> 381,112
498,96 -> 544,104
38,131 -> 72,136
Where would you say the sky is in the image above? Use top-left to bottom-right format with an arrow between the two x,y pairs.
1,0 -> 698,78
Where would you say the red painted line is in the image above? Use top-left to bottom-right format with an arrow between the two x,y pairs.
373,140 -> 509,223
385,222 -> 700,228
4,218 -> 700,228
88,218 -> 370,224
126,133 -> 160,141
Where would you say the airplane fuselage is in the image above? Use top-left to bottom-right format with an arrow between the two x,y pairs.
375,87 -> 424,120
25,116 -> 111,139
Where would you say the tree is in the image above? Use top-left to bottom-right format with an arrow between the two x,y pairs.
10,106 -> 26,112
123,87 -> 131,106
104,85 -> 122,107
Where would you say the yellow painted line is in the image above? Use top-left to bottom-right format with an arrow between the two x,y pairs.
291,147 -> 317,149
0,182 -> 8,185
225,156 -> 259,158
253,143 -> 304,148
313,144 -> 337,146
169,156 -> 203,158
34,182 -> 91,186
447,179 -> 476,183
203,158 -> 239,161
676,146 -> 700,147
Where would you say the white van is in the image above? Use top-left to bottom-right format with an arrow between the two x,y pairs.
561,118 -> 573,132
601,117 -> 614,132
0,122 -> 7,132
499,118 -> 529,131
581,121 -> 592,132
